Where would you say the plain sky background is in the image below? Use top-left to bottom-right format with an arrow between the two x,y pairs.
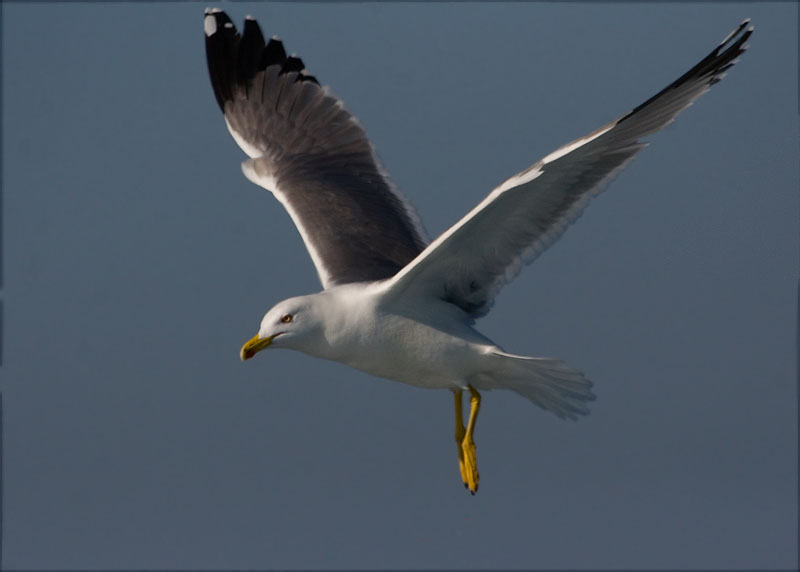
1,2 -> 797,569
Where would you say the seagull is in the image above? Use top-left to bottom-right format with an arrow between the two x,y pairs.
204,9 -> 752,494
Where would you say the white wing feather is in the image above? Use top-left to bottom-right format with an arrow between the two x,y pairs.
384,20 -> 752,317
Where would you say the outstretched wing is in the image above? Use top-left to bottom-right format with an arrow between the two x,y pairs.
205,9 -> 428,288
383,20 -> 752,317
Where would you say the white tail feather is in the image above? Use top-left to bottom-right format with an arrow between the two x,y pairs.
475,351 -> 596,420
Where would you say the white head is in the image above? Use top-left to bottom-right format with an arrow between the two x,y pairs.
240,294 -> 324,360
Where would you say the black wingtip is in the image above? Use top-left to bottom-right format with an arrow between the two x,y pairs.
239,17 -> 266,83
204,9 -> 236,40
719,18 -> 752,49
619,20 -> 753,124
261,37 -> 288,69
205,10 -> 241,110
205,10 -> 321,110
711,18 -> 753,68
692,19 -> 753,86
281,55 -> 305,75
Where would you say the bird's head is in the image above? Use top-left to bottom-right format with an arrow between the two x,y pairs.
240,294 -> 322,360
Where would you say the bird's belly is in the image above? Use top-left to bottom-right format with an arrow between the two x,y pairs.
332,316 -> 490,389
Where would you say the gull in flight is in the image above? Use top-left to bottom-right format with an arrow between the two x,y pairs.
204,9 -> 752,493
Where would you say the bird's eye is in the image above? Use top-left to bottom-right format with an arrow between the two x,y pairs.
280,314 -> 293,323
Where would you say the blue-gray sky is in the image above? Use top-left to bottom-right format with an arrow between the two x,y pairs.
2,2 -> 797,569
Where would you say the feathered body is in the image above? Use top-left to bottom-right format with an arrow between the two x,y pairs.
204,8 -> 751,490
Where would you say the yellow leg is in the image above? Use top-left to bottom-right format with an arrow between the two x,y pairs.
452,389 -> 468,486
461,385 -> 481,494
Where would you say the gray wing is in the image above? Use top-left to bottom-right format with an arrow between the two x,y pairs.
205,9 -> 428,288
383,20 -> 753,317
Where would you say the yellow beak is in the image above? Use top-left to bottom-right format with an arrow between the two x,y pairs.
240,333 -> 276,361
